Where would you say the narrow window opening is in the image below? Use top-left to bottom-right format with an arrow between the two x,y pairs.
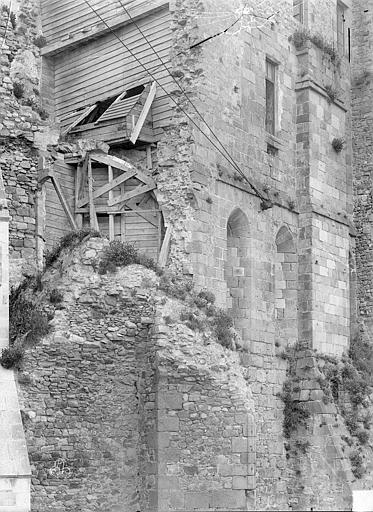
293,0 -> 304,23
265,59 -> 276,135
337,2 -> 346,55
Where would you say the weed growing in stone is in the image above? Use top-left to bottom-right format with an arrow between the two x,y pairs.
10,11 -> 16,29
10,283 -> 50,347
325,84 -> 340,103
12,81 -> 24,99
180,309 -> 205,331
349,450 -> 364,479
194,289 -> 215,309
33,34 -> 47,48
159,272 -> 193,300
49,288 -> 63,304
45,228 -> 100,267
0,345 -> 24,369
332,137 -> 345,152
212,309 -> 235,349
280,380 -> 310,439
291,28 -> 340,65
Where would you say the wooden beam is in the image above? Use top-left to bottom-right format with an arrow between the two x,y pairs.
130,82 -> 157,144
77,168 -> 137,208
158,225 -> 173,268
126,198 -> 159,227
49,172 -> 77,230
38,170 -> 53,186
108,184 -> 155,207
61,103 -> 97,137
108,165 -> 115,241
87,158 -> 99,231
75,207 -> 160,214
89,151 -> 155,187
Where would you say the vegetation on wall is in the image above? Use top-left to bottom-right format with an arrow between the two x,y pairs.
45,228 -> 100,267
332,137 -> 345,153
290,27 -> 341,65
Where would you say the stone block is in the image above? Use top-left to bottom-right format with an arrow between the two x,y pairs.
210,490 -> 246,509
232,437 -> 248,452
185,491 -> 210,509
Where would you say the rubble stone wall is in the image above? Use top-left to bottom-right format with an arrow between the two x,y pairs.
18,240 -> 158,512
352,0 -> 373,333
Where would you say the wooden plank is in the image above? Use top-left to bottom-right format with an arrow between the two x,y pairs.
87,158 -> 99,231
41,1 -> 169,55
108,184 -> 155,207
158,224 -> 172,268
61,103 -> 97,136
108,165 -> 115,241
49,172 -> 77,230
90,152 -> 155,187
130,82 -> 157,144
77,168 -> 137,207
125,198 -> 159,227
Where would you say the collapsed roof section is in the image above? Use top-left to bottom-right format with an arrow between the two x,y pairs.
62,82 -> 157,145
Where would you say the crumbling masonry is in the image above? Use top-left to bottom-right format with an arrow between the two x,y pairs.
0,0 -> 372,511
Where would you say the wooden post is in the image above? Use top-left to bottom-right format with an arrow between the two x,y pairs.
146,145 -> 152,169
88,157 -> 99,231
108,165 -> 115,241
75,165 -> 83,228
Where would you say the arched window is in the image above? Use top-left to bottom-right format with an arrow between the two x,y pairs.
224,209 -> 251,344
275,226 -> 297,348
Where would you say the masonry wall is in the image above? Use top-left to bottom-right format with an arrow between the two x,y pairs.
18,239 -> 158,512
352,0 -> 373,334
0,0 -> 58,282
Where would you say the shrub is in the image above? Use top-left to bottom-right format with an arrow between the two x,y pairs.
356,429 -> 369,446
159,272 -> 193,300
98,240 -> 158,274
349,334 -> 373,386
194,289 -> 216,309
294,439 -> 311,454
33,34 -> 47,48
13,81 -> 24,99
332,137 -> 345,153
280,381 -> 310,438
212,309 -> 235,349
290,28 -> 340,64
45,228 -> 100,267
10,12 -> 16,29
49,288 -> 63,304
180,309 -> 205,331
10,289 -> 50,347
291,28 -> 310,49
0,345 -> 24,369
34,106 -> 49,120
350,450 -> 364,479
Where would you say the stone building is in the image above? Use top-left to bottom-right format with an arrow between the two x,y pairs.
0,0 -> 372,511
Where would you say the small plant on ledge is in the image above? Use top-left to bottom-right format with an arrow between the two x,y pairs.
290,28 -> 341,65
332,137 -> 345,153
325,84 -> 340,103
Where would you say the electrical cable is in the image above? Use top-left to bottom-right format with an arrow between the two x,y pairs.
117,0 -> 267,201
82,0 -> 269,204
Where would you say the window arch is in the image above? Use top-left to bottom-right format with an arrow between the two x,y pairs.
275,226 -> 297,348
224,208 -> 251,345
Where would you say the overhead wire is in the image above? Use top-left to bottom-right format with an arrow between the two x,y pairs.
82,0 -> 269,204
82,0 -> 258,198
117,0 -> 267,201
